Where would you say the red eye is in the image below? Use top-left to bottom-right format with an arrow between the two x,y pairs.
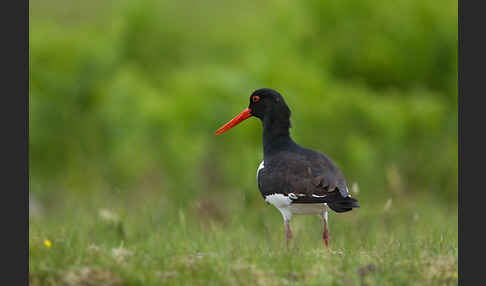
252,95 -> 260,103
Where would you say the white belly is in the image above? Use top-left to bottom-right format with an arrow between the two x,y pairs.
289,203 -> 326,215
264,193 -> 327,222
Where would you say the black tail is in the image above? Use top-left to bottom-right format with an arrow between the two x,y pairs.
327,195 -> 359,213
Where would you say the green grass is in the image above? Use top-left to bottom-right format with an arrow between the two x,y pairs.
29,191 -> 457,285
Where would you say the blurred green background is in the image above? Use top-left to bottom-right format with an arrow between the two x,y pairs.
29,0 -> 457,284
30,0 -> 457,207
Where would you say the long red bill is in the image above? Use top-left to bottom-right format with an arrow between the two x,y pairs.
214,108 -> 252,136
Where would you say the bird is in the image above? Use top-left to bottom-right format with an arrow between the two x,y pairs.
214,88 -> 359,249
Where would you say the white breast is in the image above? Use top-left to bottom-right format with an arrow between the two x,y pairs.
256,161 -> 265,180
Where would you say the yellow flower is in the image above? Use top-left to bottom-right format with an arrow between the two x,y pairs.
44,239 -> 52,248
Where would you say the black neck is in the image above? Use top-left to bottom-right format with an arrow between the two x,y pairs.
262,114 -> 294,157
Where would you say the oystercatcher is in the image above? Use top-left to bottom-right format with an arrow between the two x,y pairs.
215,88 -> 359,248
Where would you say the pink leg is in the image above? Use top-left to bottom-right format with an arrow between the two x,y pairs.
285,220 -> 292,249
323,222 -> 329,248
322,209 -> 330,249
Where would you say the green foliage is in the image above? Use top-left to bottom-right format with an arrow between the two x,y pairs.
30,0 -> 457,202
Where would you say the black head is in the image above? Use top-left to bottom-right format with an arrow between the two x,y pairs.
248,88 -> 291,121
214,88 -> 291,136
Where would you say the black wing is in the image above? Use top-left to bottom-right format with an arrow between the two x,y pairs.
259,148 -> 359,211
